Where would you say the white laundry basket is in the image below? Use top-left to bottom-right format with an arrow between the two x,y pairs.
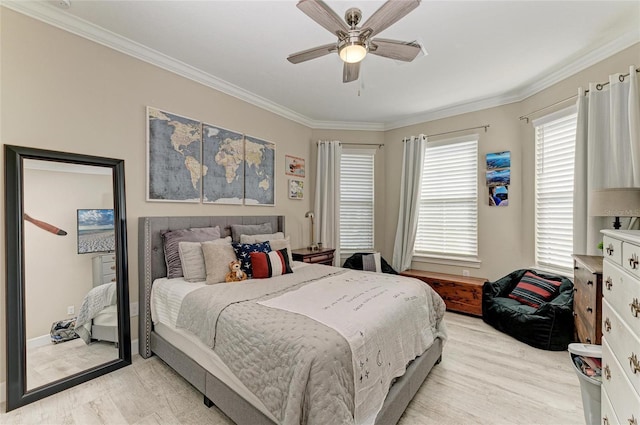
568,343 -> 602,425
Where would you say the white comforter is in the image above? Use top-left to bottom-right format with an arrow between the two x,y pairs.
259,269 -> 443,425
75,282 -> 117,343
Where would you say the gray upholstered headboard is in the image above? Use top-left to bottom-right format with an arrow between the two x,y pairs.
138,215 -> 285,358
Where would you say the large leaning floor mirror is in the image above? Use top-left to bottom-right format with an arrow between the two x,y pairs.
4,145 -> 131,411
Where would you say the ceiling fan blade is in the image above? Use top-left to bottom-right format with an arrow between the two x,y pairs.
343,62 -> 360,83
297,0 -> 349,37
288,43 -> 337,64
369,38 -> 422,62
361,0 -> 420,37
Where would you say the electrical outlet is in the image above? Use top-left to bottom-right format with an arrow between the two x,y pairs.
67,305 -> 74,315
462,270 -> 470,277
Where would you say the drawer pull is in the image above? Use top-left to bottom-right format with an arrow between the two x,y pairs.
630,253 -> 639,269
605,277 -> 613,290
604,364 -> 611,380
603,416 -> 609,425
110,265 -> 116,270
587,280 -> 593,286
586,307 -> 593,313
606,244 -> 614,256
630,353 -> 640,374
111,277 -> 116,282
631,298 -> 640,318
586,338 -> 592,343
629,415 -> 638,425
604,317 -> 611,332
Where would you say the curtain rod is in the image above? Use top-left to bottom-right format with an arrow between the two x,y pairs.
340,142 -> 383,148
316,141 -> 383,148
417,124 -> 490,139
519,67 -> 639,123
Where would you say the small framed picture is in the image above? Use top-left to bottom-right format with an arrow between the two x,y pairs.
288,179 -> 304,199
285,155 -> 305,177
486,168 -> 510,186
486,151 -> 510,170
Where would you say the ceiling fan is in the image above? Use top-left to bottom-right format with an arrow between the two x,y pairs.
287,0 -> 422,83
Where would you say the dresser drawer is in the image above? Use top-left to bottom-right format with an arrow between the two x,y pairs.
93,254 -> 117,286
602,339 -> 640,425
623,241 -> 640,280
100,254 -> 117,264
603,235 -> 623,266
602,299 -> 640,395
603,262 -> 640,337
601,389 -> 620,425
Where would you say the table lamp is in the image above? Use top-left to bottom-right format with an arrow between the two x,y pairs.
305,211 -> 318,251
589,187 -> 640,229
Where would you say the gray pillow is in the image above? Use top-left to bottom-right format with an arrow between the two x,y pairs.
230,222 -> 273,243
162,226 -> 221,279
201,242 -> 238,284
178,237 -> 231,282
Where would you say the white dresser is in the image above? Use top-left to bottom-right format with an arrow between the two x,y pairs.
92,253 -> 117,287
600,230 -> 640,425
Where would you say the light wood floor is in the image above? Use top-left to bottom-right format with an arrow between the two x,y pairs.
27,338 -> 118,391
1,312 -> 585,424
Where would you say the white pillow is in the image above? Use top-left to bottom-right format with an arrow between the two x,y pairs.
240,232 -> 285,243
265,238 -> 293,264
201,241 -> 237,284
362,252 -> 382,273
178,237 -> 231,282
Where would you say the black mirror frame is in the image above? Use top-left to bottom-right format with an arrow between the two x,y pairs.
4,145 -> 131,412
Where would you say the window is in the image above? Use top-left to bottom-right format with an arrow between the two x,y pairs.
340,149 -> 375,252
414,136 -> 478,261
533,107 -> 578,273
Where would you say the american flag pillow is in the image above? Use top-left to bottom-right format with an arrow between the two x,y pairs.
250,248 -> 293,279
231,241 -> 272,277
508,271 -> 562,308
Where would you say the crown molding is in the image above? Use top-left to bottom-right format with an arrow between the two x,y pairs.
4,1 -> 639,133
2,0 -> 317,128
384,29 -> 640,130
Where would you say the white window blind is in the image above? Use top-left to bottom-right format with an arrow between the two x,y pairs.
534,108 -> 577,273
414,137 -> 478,259
340,150 -> 375,252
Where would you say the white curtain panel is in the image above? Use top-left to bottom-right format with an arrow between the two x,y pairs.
573,65 -> 640,255
315,140 -> 342,265
392,135 -> 427,272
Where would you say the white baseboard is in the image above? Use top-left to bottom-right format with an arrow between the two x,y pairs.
1,338 -> 139,404
26,334 -> 52,350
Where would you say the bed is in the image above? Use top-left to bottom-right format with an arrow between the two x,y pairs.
75,281 -> 119,345
138,215 -> 446,425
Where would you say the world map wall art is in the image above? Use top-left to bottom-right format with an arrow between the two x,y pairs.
147,107 -> 275,206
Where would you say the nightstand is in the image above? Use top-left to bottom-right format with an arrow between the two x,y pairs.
291,247 -> 335,266
572,254 -> 603,344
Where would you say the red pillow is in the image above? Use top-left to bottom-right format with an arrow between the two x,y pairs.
508,271 -> 562,308
250,248 -> 292,279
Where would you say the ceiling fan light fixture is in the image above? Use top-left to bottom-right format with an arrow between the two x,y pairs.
339,40 -> 367,63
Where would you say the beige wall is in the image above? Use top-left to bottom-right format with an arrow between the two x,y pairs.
1,9 -> 313,384
23,167 -> 113,340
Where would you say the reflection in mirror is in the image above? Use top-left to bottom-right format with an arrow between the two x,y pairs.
5,145 -> 131,412
22,160 -> 119,391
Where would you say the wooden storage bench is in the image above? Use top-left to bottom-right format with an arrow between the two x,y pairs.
400,269 -> 487,317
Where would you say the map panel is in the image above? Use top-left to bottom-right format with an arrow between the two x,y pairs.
244,135 -> 275,206
147,107 -> 202,202
202,124 -> 244,204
